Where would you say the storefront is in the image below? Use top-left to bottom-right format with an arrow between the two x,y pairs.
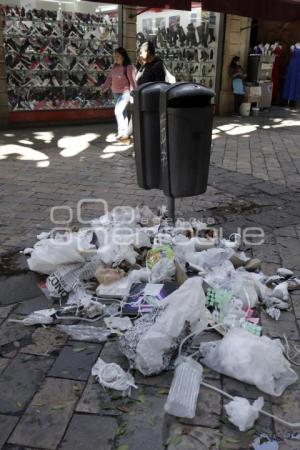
252,18 -> 300,106
0,0 -> 120,124
136,3 -> 224,102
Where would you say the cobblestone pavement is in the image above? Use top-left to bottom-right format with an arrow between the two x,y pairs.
0,107 -> 300,449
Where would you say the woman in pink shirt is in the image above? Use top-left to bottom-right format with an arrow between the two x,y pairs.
101,47 -> 136,143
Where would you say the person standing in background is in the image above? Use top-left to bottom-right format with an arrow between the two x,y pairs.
136,41 -> 165,85
101,47 -> 136,144
229,56 -> 246,116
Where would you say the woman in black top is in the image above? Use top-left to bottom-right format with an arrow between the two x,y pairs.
136,41 -> 165,85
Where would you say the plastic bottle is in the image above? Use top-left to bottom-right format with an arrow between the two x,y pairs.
164,357 -> 203,418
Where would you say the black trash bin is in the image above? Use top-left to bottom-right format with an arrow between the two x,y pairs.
133,82 -> 169,190
159,82 -> 215,198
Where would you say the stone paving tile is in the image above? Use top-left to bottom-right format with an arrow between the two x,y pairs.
0,304 -> 16,319
0,414 -> 19,448
59,414 -> 118,450
76,376 -> 124,416
0,357 -> 10,374
116,387 -> 167,450
276,236 -> 300,270
261,311 -> 299,340
179,379 -> 222,428
0,318 -> 33,348
166,421 -> 221,450
14,295 -> 54,315
99,339 -> 129,369
8,377 -> 84,450
48,343 -> 101,381
20,326 -> 68,357
0,354 -> 53,414
0,273 -> 41,305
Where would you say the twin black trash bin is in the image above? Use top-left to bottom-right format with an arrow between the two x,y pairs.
133,81 -> 215,200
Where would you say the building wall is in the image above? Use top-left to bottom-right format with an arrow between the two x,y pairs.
0,12 -> 8,129
218,14 -> 251,115
121,5 -> 137,64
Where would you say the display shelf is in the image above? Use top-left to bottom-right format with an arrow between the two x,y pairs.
2,5 -> 118,112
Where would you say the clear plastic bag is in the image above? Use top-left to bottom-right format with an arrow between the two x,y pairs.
164,357 -> 203,418
135,277 -> 209,376
92,357 -> 137,393
200,328 -> 298,396
57,325 -> 111,342
225,396 -> 264,431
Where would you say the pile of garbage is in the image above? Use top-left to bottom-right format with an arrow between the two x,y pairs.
19,205 -> 300,432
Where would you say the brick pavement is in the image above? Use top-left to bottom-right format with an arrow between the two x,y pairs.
0,107 -> 300,449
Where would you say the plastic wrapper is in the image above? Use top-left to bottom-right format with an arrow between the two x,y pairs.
273,281 -> 289,301
188,248 -> 235,270
200,328 -> 298,396
150,258 -> 175,284
225,396 -> 264,431
98,243 -> 138,266
92,357 -> 137,393
104,317 -> 133,331
266,307 -> 281,320
57,325 -> 111,342
164,357 -> 203,418
46,263 -> 84,300
19,308 -> 57,326
134,277 -> 209,376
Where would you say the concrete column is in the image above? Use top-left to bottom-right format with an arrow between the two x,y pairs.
218,15 -> 251,115
120,5 -> 137,64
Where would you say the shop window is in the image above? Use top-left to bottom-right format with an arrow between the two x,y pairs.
136,2 -> 221,96
1,1 -> 119,111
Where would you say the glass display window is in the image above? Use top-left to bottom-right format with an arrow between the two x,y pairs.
0,0 -> 119,111
136,2 -> 222,97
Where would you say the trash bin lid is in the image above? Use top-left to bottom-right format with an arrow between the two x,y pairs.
134,82 -> 169,111
166,82 -> 215,101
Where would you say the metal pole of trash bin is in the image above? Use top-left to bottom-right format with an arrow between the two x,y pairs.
167,197 -> 175,224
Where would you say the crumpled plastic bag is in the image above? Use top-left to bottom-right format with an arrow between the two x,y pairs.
27,231 -> 94,274
225,396 -> 264,431
104,316 -> 133,331
97,243 -> 138,266
57,325 -> 111,342
150,258 -> 175,283
14,308 -> 57,326
200,328 -> 298,396
134,277 -> 209,376
188,248 -> 235,270
92,357 -> 137,393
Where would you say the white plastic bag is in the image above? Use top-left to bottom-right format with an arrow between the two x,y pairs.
225,396 -> 264,431
97,243 -> 138,266
135,277 -> 209,376
150,258 -> 175,283
14,308 -> 57,326
200,328 -> 298,396
27,232 -> 93,274
92,357 -> 137,393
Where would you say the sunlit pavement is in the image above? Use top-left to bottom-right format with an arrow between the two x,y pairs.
0,107 -> 300,449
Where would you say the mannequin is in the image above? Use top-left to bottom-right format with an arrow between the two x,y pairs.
254,43 -> 264,54
283,43 -> 300,103
271,42 -> 283,101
